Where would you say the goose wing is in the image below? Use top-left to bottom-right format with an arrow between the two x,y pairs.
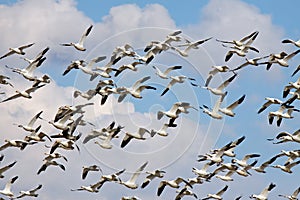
78,25 -> 93,45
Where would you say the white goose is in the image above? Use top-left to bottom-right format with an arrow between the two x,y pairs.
192,162 -> 213,178
0,176 -> 18,197
119,161 -> 148,189
231,153 -> 261,167
141,169 -> 166,188
173,37 -> 212,57
152,65 -> 182,79
71,181 -> 102,193
37,160 -> 65,174
0,43 -> 34,59
271,160 -> 300,173
278,186 -> 300,200
250,183 -> 276,200
263,49 -> 300,70
49,140 -> 79,154
0,139 -> 36,151
282,38 -> 300,48
216,31 -> 258,47
200,94 -> 224,120
283,76 -> 300,98
201,74 -> 237,96
257,97 -> 283,114
0,75 -> 13,87
201,185 -> 228,200
73,89 -> 96,100
271,129 -> 300,144
253,156 -> 278,173
0,84 -> 46,103
120,128 -> 153,148
236,160 -> 258,177
218,93 -> 246,117
115,61 -> 143,77
0,161 -> 17,178
15,184 -> 42,198
161,75 -> 195,96
13,111 -> 43,132
60,24 -> 93,51
82,165 -> 101,180
157,177 -> 192,197
268,105 -> 300,127
78,56 -> 107,81
205,65 -> 230,87
232,55 -> 269,71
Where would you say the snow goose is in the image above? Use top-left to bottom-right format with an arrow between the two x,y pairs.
141,169 -> 166,188
272,129 -> 300,144
96,169 -> 125,190
216,31 -> 258,47
232,153 -> 260,167
0,161 -> 17,179
0,176 -> 18,197
283,76 -> 300,98
37,160 -> 65,174
151,123 -> 171,137
60,24 -> 93,51
48,112 -> 73,131
62,60 -> 85,76
282,38 -> 300,48
201,185 -> 228,200
268,105 -> 300,127
263,49 -> 300,70
0,43 -> 34,59
257,97 -> 283,114
224,44 -> 257,62
115,61 -> 143,77
175,187 -> 198,200
278,186 -> 300,200
198,142 -> 232,164
118,76 -> 156,102
73,89 -> 96,100
161,75 -> 195,96
253,156 -> 278,173
152,65 -> 182,79
43,152 -> 68,162
120,128 -> 153,148
205,65 -> 230,87
94,129 -> 120,149
0,84 -> 46,103
13,111 -> 43,132
82,165 -> 102,180
15,184 -> 42,198
192,162 -> 213,179
276,149 -> 300,165
0,75 -> 13,87
215,166 -> 238,181
236,160 -> 258,177
71,181 -> 102,193
199,94 -> 225,120
53,103 -> 93,123
201,74 -> 237,96
232,55 -> 269,71
219,93 -> 246,117
271,160 -> 300,173
121,196 -> 141,200
250,183 -> 276,200
173,37 -> 212,57
211,135 -> 246,157
24,131 -> 52,143
77,56 -> 107,81
0,139 -> 36,151
119,161 -> 148,189
157,177 -> 192,196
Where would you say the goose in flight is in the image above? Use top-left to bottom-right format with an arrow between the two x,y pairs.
161,75 -> 195,96
119,161 -> 148,189
282,38 -> 300,48
271,129 -> 300,144
271,160 -> 300,173
201,185 -> 228,200
117,76 -> 156,102
172,37 -> 212,57
0,176 -> 18,198
0,161 -> 17,179
192,162 -> 214,179
15,184 -> 42,199
215,166 -> 238,182
232,153 -> 260,167
175,187 -> 198,200
198,142 -> 232,164
53,103 -> 93,122
24,130 -> 52,143
257,97 -> 283,114
141,169 -> 166,188
211,135 -> 246,158
0,139 -> 37,151
275,149 -> 300,165
236,160 -> 258,177
201,74 -> 237,96
0,75 -> 13,87
218,92 -> 246,117
73,89 -> 96,100
120,128 -> 153,148
283,76 -> 300,98
43,152 -> 68,162
60,24 -> 93,51
71,181 -> 102,193
37,159 -> 65,174
232,55 -> 269,71
82,165 -> 102,180
77,56 -> 107,81
96,169 -> 125,190
152,65 -> 182,79
0,84 -> 46,103
199,94 -> 225,120
121,196 -> 141,200
278,186 -> 300,200
157,177 -> 192,197
268,105 -> 300,127
62,60 -> 85,76
250,183 -> 276,200
253,156 -> 278,173
0,43 -> 34,59
205,65 -> 230,87
151,123 -> 171,137
13,111 -> 43,132
216,31 -> 258,47
49,139 -> 80,154
263,49 -> 300,70
114,61 -> 143,77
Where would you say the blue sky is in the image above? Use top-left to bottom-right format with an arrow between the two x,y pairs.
0,0 -> 299,199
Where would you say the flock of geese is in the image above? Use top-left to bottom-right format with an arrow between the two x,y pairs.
0,24 -> 299,200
